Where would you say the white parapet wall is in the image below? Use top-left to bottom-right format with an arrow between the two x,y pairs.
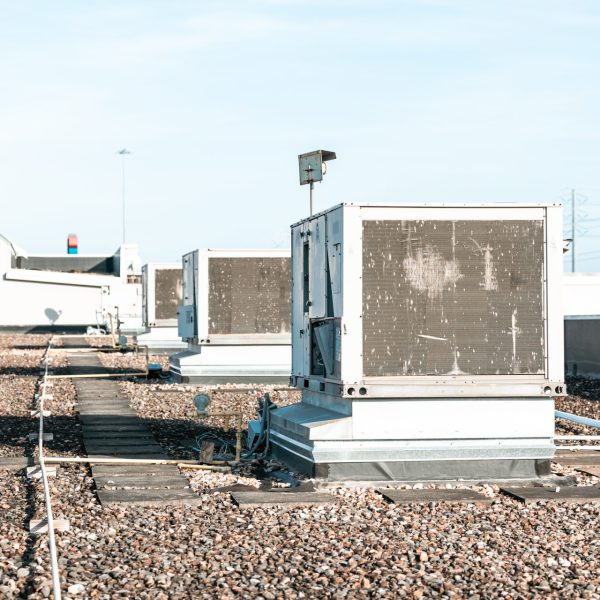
563,272 -> 600,317
0,235 -> 143,333
563,272 -> 600,377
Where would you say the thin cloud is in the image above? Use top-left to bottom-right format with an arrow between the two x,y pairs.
86,7 -> 508,65
96,12 -> 292,59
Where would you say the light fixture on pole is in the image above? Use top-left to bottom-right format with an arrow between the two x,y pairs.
117,148 -> 131,244
298,150 -> 336,216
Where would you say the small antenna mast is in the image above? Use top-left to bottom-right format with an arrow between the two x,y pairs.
298,150 -> 336,216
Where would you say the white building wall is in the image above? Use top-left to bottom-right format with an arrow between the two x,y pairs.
563,272 -> 600,377
0,237 -> 142,330
563,272 -> 600,317
0,278 -> 105,326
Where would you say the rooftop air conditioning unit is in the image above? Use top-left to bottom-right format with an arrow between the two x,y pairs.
135,263 -> 187,353
170,249 -> 292,383
269,203 -> 565,481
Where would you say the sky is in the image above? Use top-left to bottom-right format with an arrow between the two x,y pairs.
1,0 -> 599,270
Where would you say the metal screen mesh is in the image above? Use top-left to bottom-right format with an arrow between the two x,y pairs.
362,220 -> 545,376
208,257 -> 291,335
154,269 -> 182,321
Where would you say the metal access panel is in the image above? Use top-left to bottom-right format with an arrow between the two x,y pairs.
142,263 -> 182,327
178,251 -> 199,341
290,203 -> 565,398
182,252 -> 198,308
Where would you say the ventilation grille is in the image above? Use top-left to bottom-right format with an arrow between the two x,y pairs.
362,220 -> 545,377
208,257 -> 291,335
154,269 -> 182,321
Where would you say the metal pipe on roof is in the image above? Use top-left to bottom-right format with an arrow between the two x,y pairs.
555,410 -> 600,430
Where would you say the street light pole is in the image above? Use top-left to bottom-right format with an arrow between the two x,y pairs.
117,149 -> 131,244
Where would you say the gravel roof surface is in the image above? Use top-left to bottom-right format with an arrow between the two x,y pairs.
0,334 -> 599,599
95,347 -> 301,461
556,378 -> 600,447
0,337 -> 81,458
122,379 -> 301,461
1,465 -> 599,599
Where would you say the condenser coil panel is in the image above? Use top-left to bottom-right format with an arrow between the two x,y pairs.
208,257 -> 291,335
142,263 -> 183,328
155,268 -> 182,321
362,220 -> 545,377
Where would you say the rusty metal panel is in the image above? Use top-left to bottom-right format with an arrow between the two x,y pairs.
154,268 -> 182,321
362,220 -> 545,377
208,257 -> 291,335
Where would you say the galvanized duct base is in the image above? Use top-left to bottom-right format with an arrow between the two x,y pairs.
169,348 -> 291,384
268,394 -> 556,482
271,443 -> 551,481
134,327 -> 187,355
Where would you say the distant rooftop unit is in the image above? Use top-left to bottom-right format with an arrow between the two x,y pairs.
135,263 -> 186,354
142,263 -> 183,328
170,248 -> 292,383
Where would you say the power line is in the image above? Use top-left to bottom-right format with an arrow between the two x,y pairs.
571,189 -> 576,272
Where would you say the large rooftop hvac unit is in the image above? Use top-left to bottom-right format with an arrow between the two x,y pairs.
135,263 -> 187,353
169,249 -> 292,383
269,203 -> 565,481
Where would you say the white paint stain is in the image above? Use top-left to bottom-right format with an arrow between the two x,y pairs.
507,308 -> 522,374
446,347 -> 467,375
482,246 -> 498,291
403,245 -> 463,299
470,238 -> 498,291
417,334 -> 448,341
